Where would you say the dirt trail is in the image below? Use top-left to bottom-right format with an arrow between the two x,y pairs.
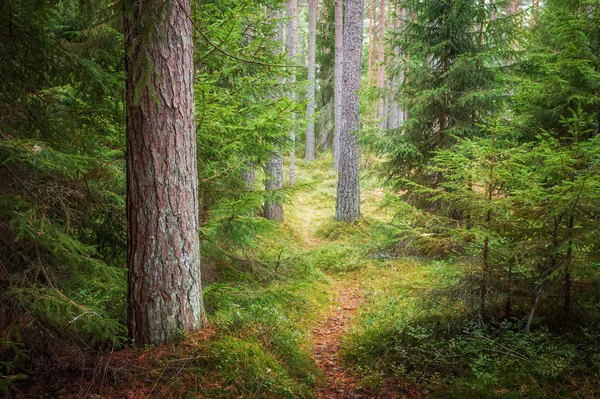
311,279 -> 410,399
312,279 -> 364,399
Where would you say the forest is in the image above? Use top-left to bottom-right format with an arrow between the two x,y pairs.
1,0 -> 600,398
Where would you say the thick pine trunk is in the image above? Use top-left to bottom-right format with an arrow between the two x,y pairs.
333,0 -> 343,169
124,0 -> 204,346
336,0 -> 364,223
305,0 -> 317,161
376,0 -> 386,129
286,0 -> 298,186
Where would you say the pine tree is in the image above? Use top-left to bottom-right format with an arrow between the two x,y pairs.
336,0 -> 364,223
305,0 -> 318,161
264,7 -> 285,222
125,0 -> 204,345
286,0 -> 299,186
333,0 -> 344,169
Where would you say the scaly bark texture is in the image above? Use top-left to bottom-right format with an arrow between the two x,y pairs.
264,152 -> 284,221
335,0 -> 364,223
264,7 -> 285,221
333,0 -> 343,169
124,0 -> 204,346
305,0 -> 317,161
286,0 -> 298,185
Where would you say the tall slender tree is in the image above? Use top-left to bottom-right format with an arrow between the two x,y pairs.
305,0 -> 317,161
125,0 -> 205,345
333,0 -> 344,169
287,0 -> 298,186
367,0 -> 377,87
376,0 -> 387,129
264,7 -> 285,221
336,0 -> 364,223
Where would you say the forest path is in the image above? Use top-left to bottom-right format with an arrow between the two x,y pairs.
288,157 -> 400,399
311,278 -> 366,399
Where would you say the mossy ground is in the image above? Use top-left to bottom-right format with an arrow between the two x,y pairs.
17,154 -> 600,398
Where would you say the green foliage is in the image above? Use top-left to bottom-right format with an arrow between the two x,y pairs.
345,266 -> 600,397
515,0 -> 600,140
0,0 -> 128,354
383,0 -> 519,181
202,276 -> 328,398
0,339 -> 28,394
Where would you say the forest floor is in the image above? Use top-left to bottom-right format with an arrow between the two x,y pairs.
10,157 -> 599,399
12,156 -> 428,399
288,157 -> 421,399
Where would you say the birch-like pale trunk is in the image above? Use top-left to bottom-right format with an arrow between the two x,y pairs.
336,0 -> 364,223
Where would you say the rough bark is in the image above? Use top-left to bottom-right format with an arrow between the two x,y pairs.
305,0 -> 317,161
124,0 -> 204,346
286,0 -> 298,185
264,152 -> 284,221
335,0 -> 364,223
264,7 -> 285,221
333,0 -> 343,169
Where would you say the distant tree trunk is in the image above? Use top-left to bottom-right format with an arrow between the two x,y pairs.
376,0 -> 386,130
124,0 -> 204,346
286,0 -> 298,185
264,153 -> 284,221
336,0 -> 364,223
333,0 -> 344,169
265,7 -> 285,221
480,130 -> 496,325
367,0 -> 376,87
564,214 -> 575,320
305,0 -> 317,161
242,162 -> 256,190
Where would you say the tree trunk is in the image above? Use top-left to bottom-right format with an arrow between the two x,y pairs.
125,0 -> 204,346
264,152 -> 284,221
264,7 -> 285,221
564,214 -> 575,320
333,0 -> 344,169
305,0 -> 317,161
242,161 -> 256,190
336,0 -> 364,223
286,0 -> 298,186
376,0 -> 386,130
367,0 -> 376,87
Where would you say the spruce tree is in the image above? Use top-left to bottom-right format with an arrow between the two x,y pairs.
384,0 -> 517,184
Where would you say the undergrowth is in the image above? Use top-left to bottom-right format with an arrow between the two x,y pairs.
343,261 -> 600,398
